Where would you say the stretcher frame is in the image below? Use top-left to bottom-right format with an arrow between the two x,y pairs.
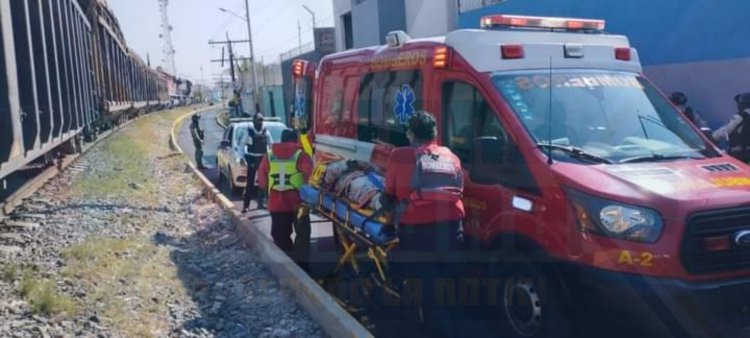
303,189 -> 401,299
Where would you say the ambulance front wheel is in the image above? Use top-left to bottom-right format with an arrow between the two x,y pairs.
497,262 -> 573,338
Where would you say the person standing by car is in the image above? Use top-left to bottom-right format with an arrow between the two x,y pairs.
382,111 -> 465,332
258,129 -> 313,269
189,114 -> 206,169
713,93 -> 750,163
242,113 -> 272,212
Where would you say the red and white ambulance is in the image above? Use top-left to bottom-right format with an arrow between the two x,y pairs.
293,15 -> 750,337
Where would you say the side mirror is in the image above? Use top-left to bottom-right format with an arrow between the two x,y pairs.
700,127 -> 713,142
220,140 -> 231,148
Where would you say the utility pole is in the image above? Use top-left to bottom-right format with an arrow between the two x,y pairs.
261,56 -> 267,86
209,33 -> 254,117
244,0 -> 260,114
298,20 -> 303,56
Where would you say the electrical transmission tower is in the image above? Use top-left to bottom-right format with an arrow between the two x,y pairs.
158,0 -> 177,75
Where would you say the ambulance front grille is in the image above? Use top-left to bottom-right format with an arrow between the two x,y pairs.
699,163 -> 739,173
681,207 -> 750,275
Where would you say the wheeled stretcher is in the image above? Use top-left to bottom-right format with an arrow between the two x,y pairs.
300,184 -> 399,287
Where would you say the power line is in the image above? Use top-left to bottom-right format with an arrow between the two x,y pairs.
254,0 -> 295,35
256,14 -> 333,60
210,3 -> 246,39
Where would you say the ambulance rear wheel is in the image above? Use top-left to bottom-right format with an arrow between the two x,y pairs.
499,262 -> 573,338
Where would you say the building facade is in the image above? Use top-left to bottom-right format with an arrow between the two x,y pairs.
332,0 -> 458,51
458,0 -> 750,128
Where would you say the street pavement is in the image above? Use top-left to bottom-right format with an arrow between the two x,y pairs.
176,108 -> 337,262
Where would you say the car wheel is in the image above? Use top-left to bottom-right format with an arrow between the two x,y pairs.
228,169 -> 243,197
491,260 -> 573,338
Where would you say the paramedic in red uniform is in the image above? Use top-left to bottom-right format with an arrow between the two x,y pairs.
258,129 -> 314,270
383,111 -> 465,332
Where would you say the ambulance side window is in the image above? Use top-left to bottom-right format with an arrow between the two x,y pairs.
443,82 -> 538,193
443,82 -> 476,163
356,70 -> 422,146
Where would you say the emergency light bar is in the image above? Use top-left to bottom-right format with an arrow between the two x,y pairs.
481,15 -> 606,32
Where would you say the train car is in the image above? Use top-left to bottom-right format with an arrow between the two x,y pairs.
0,0 -> 168,182
84,0 -> 168,129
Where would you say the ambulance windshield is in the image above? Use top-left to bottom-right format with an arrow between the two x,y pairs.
493,71 -> 713,164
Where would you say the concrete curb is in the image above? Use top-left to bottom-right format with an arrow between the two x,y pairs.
216,112 -> 228,130
170,110 -> 373,338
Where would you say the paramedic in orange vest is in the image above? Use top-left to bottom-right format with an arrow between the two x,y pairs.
383,111 -> 465,330
258,129 -> 314,268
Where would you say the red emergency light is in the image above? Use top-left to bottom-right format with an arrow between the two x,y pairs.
501,44 -> 524,59
615,47 -> 632,61
433,46 -> 451,69
481,14 -> 606,32
292,59 -> 305,77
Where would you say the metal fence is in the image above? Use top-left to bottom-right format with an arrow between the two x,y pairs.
279,42 -> 315,62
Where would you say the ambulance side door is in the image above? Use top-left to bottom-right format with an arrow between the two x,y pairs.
440,79 -> 519,242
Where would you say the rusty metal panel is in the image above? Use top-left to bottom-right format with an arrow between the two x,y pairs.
10,0 -> 39,153
57,0 -> 74,134
85,32 -> 98,121
28,0 -> 52,145
71,9 -> 88,126
63,1 -> 81,130
51,0 -> 74,135
68,2 -> 83,129
43,0 -> 64,140
0,0 -> 21,167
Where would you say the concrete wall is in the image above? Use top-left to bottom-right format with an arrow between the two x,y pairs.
351,0 -> 383,48
405,0 -> 458,38
332,0 -> 352,52
260,86 -> 285,121
333,0 -> 457,51
458,0 -> 750,128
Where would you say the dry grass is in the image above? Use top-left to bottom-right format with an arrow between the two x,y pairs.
71,106 -> 204,204
61,236 -> 188,337
19,271 -> 78,317
1,264 -> 18,282
59,106 -> 206,336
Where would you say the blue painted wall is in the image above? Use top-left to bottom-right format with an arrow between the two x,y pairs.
459,0 -> 750,66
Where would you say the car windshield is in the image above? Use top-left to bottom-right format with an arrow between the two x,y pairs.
233,124 -> 284,148
493,71 -> 712,164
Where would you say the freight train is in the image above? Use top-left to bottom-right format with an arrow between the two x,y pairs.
0,0 -> 173,181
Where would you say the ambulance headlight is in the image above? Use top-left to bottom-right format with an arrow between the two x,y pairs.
566,188 -> 663,243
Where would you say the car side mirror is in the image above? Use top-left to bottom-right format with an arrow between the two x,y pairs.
220,140 -> 231,148
699,127 -> 713,142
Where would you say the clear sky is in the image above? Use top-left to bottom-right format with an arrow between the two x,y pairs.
108,0 -> 335,85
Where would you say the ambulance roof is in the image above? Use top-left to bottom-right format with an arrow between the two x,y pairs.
444,29 -> 641,73
322,15 -> 642,74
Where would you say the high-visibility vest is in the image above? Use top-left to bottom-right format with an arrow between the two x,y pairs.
299,132 -> 313,157
268,149 -> 305,193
